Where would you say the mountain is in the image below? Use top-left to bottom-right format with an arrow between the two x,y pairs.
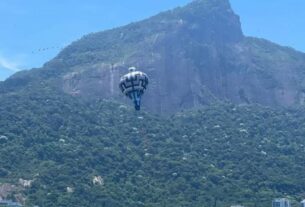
2,0 -> 305,114
1,0 -> 305,206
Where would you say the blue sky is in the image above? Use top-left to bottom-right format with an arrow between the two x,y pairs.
0,0 -> 304,80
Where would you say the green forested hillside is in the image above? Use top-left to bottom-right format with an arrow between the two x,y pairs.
1,88 -> 305,207
1,1 -> 305,206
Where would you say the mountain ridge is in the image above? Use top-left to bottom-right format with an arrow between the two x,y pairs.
2,0 -> 305,114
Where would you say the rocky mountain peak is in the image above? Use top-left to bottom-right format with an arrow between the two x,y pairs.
2,0 -> 305,115
53,0 -> 242,66
174,1 -> 242,44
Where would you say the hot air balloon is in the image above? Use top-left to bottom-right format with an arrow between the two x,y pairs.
119,67 -> 149,110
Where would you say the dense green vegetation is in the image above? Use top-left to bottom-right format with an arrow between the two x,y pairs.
0,88 -> 305,207
1,1 -> 305,206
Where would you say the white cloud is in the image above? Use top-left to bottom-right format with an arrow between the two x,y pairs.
0,55 -> 21,72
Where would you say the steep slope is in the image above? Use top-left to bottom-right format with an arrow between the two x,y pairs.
1,89 -> 305,206
1,0 -> 305,114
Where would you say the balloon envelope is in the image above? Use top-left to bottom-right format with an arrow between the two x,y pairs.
119,68 -> 149,110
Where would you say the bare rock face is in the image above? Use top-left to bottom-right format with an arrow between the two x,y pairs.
3,0 -> 305,114
58,0 -> 245,114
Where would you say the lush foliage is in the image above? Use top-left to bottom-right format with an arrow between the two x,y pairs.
0,88 -> 305,206
1,1 -> 305,206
